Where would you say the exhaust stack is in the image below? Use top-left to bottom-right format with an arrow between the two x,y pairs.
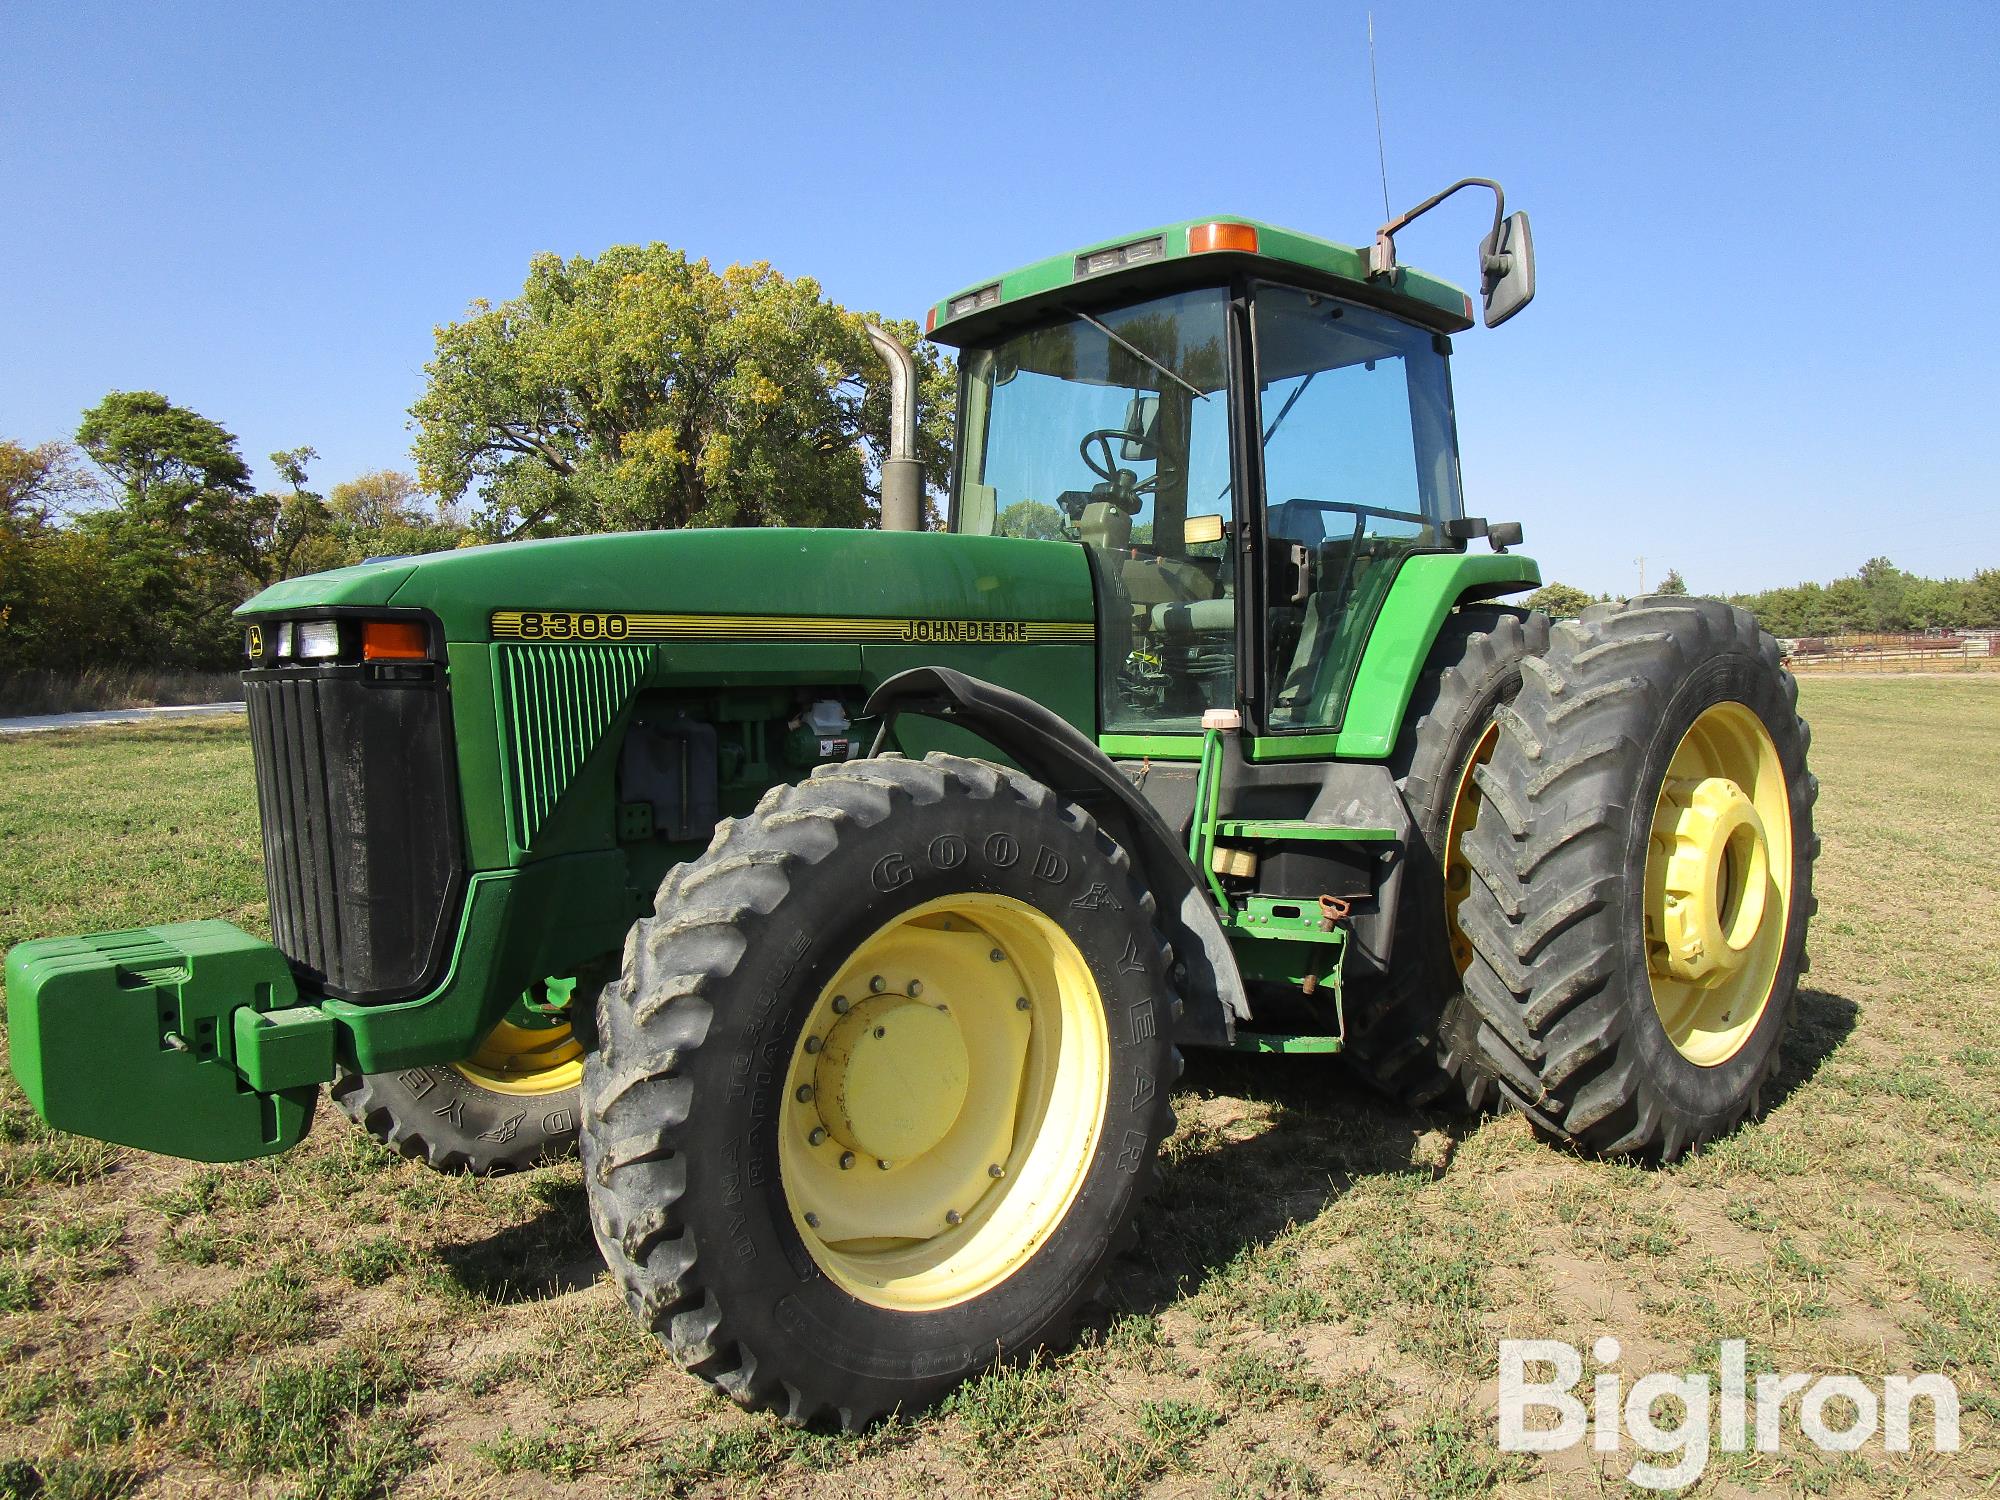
865,325 -> 925,532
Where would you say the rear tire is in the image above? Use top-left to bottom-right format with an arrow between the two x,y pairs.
1343,604 -> 1550,1109
1453,597 -> 1818,1158
581,752 -> 1180,1428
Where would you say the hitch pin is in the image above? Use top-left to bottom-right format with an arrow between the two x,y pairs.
1300,894 -> 1353,998
162,1030 -> 191,1053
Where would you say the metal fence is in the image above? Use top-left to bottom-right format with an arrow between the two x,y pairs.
1783,632 -> 1997,672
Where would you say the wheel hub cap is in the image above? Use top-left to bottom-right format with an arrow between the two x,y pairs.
813,994 -> 969,1162
778,896 -> 1112,1311
1643,701 -> 1794,1068
1655,775 -> 1771,984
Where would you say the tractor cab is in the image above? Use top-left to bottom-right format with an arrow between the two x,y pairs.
929,213 -> 1523,744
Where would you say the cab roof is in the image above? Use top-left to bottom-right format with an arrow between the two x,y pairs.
925,216 -> 1475,347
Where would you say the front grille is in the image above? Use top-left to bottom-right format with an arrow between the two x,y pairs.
244,667 -> 464,1001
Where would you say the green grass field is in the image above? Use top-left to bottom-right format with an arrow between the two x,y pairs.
0,677 -> 1995,1498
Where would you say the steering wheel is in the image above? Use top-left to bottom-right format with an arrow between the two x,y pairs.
1078,429 -> 1159,505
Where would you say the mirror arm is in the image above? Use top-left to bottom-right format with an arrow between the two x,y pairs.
1367,176 -> 1507,283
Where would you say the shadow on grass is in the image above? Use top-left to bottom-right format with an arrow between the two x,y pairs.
432,1178 -> 601,1303
1108,1048 -> 1462,1317
427,989 -> 1858,1314
1764,986 -> 1859,1115
1111,984 -> 1860,1313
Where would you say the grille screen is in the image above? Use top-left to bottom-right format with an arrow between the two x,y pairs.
245,670 -> 463,1000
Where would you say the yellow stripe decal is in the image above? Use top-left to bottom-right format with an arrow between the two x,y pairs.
490,609 -> 1094,645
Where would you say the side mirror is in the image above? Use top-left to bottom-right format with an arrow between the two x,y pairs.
1488,520 -> 1524,553
1120,394 -> 1159,460
1443,516 -> 1490,545
1479,211 -> 1535,328
1369,180 -> 1535,331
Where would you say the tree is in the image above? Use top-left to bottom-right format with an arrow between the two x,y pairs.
1972,569 -> 2000,628
327,469 -> 471,562
1857,555 -> 1914,632
1525,582 -> 1593,618
253,445 -> 341,583
1822,576 -> 1869,633
76,392 -> 261,575
329,469 -> 425,530
0,440 -> 99,528
996,499 -> 1063,541
72,393 -> 269,668
1905,577 -> 1969,631
1656,569 -> 1689,596
411,244 -> 954,540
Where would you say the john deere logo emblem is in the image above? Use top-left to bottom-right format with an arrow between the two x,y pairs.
247,624 -> 264,658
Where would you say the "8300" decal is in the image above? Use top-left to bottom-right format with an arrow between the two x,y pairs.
492,611 -> 630,640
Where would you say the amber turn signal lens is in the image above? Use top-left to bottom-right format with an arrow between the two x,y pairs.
1186,221 -> 1259,256
362,620 -> 429,661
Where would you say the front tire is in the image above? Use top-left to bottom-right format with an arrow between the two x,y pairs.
1454,597 -> 1818,1158
582,753 -> 1180,1428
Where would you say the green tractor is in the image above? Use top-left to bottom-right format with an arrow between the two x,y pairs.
6,181 -> 1816,1427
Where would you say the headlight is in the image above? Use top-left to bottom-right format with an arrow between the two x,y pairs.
273,621 -> 294,658
295,621 -> 342,660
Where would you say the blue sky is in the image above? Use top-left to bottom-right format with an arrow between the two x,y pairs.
3,2 -> 1994,596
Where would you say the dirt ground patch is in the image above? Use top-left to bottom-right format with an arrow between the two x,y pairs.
0,677 -> 1994,1497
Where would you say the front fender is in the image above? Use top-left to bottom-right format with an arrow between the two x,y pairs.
864,666 -> 1247,1046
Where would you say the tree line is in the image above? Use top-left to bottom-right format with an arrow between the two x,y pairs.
1,245 -> 949,676
1,410 -> 473,674
1527,558 -> 2000,638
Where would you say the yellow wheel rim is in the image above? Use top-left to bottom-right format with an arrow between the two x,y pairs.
1444,719 -> 1501,975
451,1019 -> 584,1096
780,894 -> 1111,1312
1644,702 -> 1793,1066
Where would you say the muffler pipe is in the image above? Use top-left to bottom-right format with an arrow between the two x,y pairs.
865,324 -> 925,532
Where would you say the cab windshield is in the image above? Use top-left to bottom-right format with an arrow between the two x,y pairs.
951,287 -> 1236,731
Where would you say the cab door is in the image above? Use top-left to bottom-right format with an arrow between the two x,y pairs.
1248,283 -> 1467,735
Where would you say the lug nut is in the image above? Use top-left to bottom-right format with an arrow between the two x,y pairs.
988,1163 -> 1005,1179
804,1035 -> 822,1054
1016,996 -> 1030,1011
945,1209 -> 962,1226
869,975 -> 886,992
908,980 -> 923,997
831,995 -> 850,1014
809,1127 -> 827,1146
796,1084 -> 814,1103
989,949 -> 1005,963
877,1159 -> 892,1171
840,1152 -> 855,1170
936,1004 -> 949,1014
804,1212 -> 820,1229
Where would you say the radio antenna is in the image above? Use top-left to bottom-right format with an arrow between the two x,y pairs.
1367,12 -> 1392,221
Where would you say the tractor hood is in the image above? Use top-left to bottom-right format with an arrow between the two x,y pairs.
239,529 -> 1098,644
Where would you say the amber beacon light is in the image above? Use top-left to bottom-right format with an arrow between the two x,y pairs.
1186,221 -> 1260,255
